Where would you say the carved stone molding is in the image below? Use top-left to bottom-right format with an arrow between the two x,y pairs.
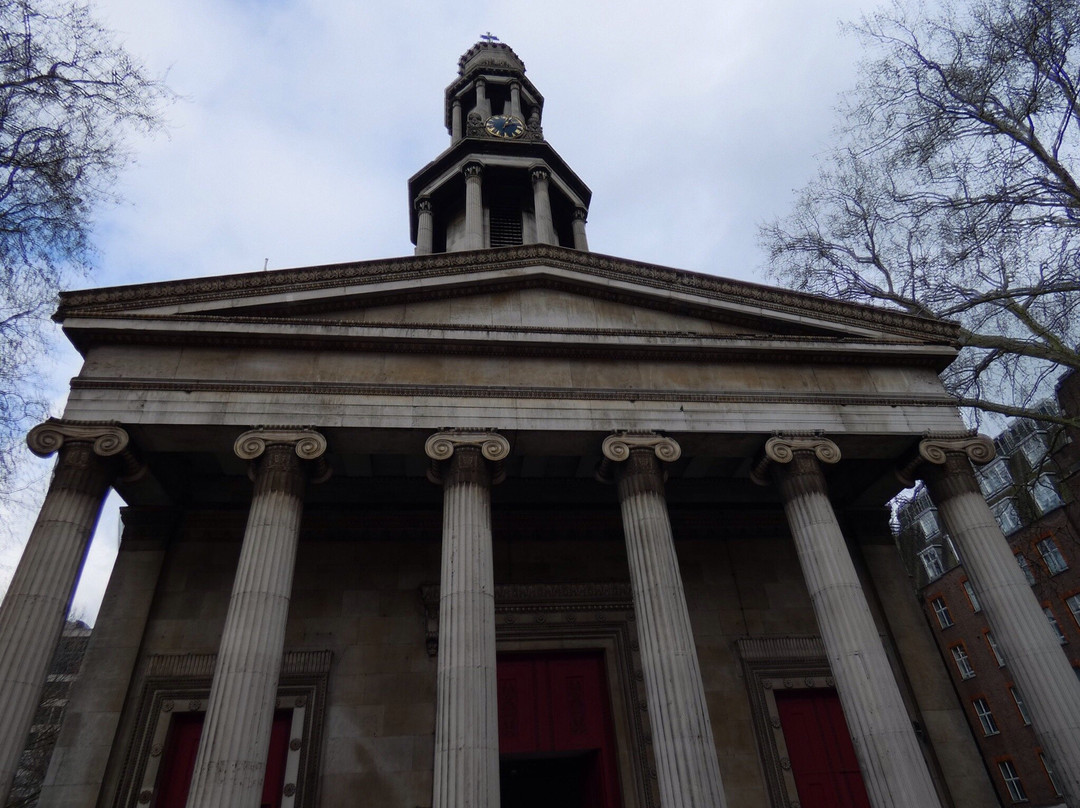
424,429 -> 510,484
233,427 -> 330,483
415,197 -> 432,214
895,431 -> 995,487
750,434 -> 841,486
462,161 -> 483,179
530,166 -> 550,183
26,418 -> 145,481
573,207 -> 588,222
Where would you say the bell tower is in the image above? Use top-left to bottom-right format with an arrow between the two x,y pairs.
408,38 -> 592,254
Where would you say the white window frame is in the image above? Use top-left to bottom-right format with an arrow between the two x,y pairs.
916,510 -> 940,540
1016,553 -> 1036,585
1040,752 -> 1063,798
1066,593 -> 1080,629
1045,606 -> 1067,644
1019,432 -> 1048,467
1031,475 -> 1064,515
978,460 -> 1012,497
973,698 -> 999,736
1036,537 -> 1068,575
985,632 -> 1005,667
998,760 -> 1027,803
1010,686 -> 1032,725
951,645 -> 975,679
993,499 -> 1021,535
931,597 -> 953,629
919,546 -> 945,580
962,580 -> 981,612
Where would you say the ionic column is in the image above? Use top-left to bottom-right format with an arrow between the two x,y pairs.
452,99 -> 463,142
531,167 -> 556,246
0,420 -> 135,805
463,162 -> 484,251
415,197 -> 434,255
425,430 -> 510,808
916,435 -> 1080,803
601,432 -> 728,808
185,428 -> 328,808
509,81 -> 522,120
754,436 -> 940,808
572,207 -> 589,251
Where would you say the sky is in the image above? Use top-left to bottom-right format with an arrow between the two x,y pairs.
2,0 -> 890,622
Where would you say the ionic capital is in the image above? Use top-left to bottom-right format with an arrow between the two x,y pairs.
750,434 -> 840,486
27,419 -> 144,481
601,431 -> 681,464
425,429 -> 510,485
233,427 -> 330,483
895,431 -> 995,487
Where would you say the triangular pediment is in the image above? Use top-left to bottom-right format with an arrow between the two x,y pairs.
57,246 -> 959,364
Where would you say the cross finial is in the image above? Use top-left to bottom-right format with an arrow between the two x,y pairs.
480,32 -> 500,43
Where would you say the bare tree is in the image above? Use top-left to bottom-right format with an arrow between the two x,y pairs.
0,0 -> 170,494
761,0 -> 1080,428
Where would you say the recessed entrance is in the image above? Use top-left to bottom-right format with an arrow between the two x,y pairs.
497,651 -> 621,808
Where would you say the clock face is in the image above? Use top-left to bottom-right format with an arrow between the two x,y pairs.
485,114 -> 525,139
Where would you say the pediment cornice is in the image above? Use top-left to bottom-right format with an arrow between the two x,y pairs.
57,245 -> 959,344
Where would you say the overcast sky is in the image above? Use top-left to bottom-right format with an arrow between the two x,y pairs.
3,0 -> 891,622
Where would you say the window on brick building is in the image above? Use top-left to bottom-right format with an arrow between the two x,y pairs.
985,632 -> 1005,667
998,760 -> 1027,803
962,580 -> 981,612
1010,687 -> 1032,725
951,645 -> 975,679
1016,553 -> 1036,585
1067,594 -> 1080,629
919,546 -> 945,580
916,510 -> 940,539
1040,753 -> 1063,798
1036,537 -> 1068,574
978,460 -> 1012,497
1045,606 -> 1067,643
994,499 -> 1021,535
973,698 -> 999,735
931,597 -> 953,629
1019,433 -> 1048,467
1031,476 -> 1064,515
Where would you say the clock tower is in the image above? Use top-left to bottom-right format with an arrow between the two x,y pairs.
408,38 -> 592,254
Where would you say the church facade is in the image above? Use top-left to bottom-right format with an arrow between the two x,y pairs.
2,40 -> 1079,808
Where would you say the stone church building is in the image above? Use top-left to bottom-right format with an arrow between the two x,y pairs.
1,39 -> 1079,808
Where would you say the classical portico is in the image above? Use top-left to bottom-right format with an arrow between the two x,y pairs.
6,36 -> 1073,808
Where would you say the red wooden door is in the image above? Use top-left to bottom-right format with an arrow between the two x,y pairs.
497,652 -> 621,808
153,709 -> 292,808
775,690 -> 871,808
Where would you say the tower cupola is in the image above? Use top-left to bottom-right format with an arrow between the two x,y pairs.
408,38 -> 591,255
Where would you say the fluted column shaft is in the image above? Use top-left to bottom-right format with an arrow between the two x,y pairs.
186,430 -> 325,808
509,82 -> 522,120
772,445 -> 939,808
427,431 -> 508,808
605,436 -> 727,808
416,197 -> 434,255
924,451 -> 1080,804
572,208 -> 589,251
464,163 -> 484,251
0,440 -> 113,804
531,167 -> 556,246
452,100 -> 463,142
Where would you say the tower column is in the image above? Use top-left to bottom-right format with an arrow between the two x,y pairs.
463,162 -> 484,251
415,197 -> 434,255
916,435 -> 1080,803
572,207 -> 589,251
531,166 -> 556,246
509,81 -> 522,120
755,436 -> 940,808
475,78 -> 490,120
185,428 -> 328,808
451,99 -> 463,142
0,421 -> 134,806
601,432 -> 728,808
426,431 -> 510,808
